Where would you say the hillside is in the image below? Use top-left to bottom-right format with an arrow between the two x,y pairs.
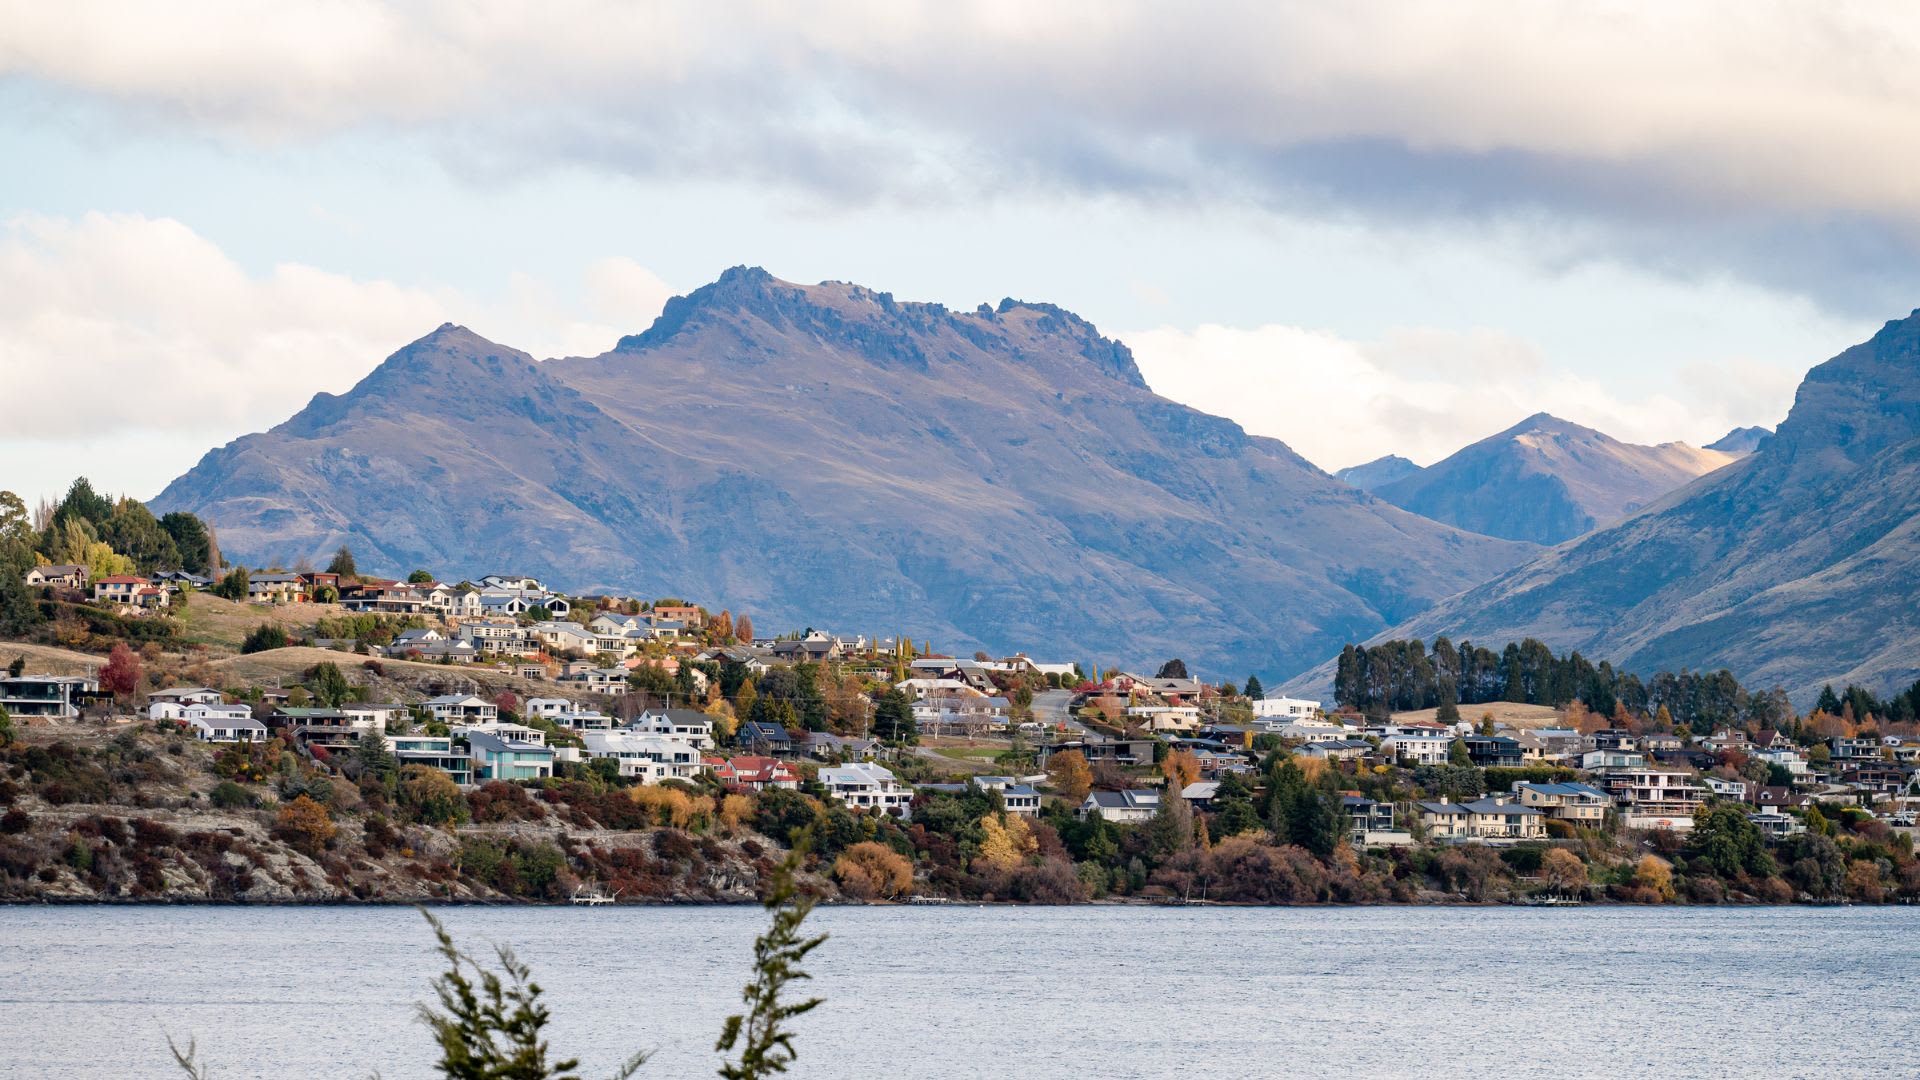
1356,310 -> 1920,705
1369,414 -> 1736,545
152,267 -> 1531,680
1335,455 -> 1422,491
1707,426 -> 1773,455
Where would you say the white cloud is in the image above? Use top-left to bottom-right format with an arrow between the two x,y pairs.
0,213 -> 671,503
7,1 -> 1920,231
1126,321 -> 1799,472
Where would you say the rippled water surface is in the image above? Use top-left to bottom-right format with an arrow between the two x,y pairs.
2,904 -> 1915,1078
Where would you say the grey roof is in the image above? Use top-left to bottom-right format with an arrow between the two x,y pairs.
1085,789 -> 1160,810
1516,782 -> 1611,798
463,730 -> 552,755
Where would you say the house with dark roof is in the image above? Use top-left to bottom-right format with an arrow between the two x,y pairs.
1078,789 -> 1160,823
24,564 -> 87,589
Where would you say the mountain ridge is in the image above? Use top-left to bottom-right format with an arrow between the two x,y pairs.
153,268 -> 1532,680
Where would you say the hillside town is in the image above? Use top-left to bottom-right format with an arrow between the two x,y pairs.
2,481 -> 1919,905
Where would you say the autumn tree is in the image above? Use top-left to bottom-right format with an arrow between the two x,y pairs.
1539,848 -> 1588,895
1046,750 -> 1092,803
735,613 -> 754,643
1634,854 -> 1674,900
100,642 -> 143,702
401,766 -> 468,825
976,813 -> 1038,871
832,841 -> 914,900
1160,748 -> 1201,792
276,795 -> 337,856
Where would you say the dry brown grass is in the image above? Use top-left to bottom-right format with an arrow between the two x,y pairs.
1390,701 -> 1566,728
172,592 -> 347,653
0,642 -> 105,675
207,646 -> 557,698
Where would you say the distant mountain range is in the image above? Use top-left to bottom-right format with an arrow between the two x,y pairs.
1363,414 -> 1737,545
154,267 -> 1531,679
1707,426 -> 1773,454
1307,311 -> 1920,704
1334,455 -> 1421,491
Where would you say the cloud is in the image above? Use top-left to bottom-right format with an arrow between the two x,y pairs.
8,1 -> 1920,307
0,213 -> 670,502
1125,321 -> 1799,472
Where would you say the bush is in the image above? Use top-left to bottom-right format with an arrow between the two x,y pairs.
240,624 -> 289,655
833,841 -> 914,900
0,808 -> 29,835
208,781 -> 256,809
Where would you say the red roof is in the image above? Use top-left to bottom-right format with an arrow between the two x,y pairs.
96,576 -> 149,585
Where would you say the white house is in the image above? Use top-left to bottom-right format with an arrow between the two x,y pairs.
1381,733 -> 1451,766
632,708 -> 715,750
425,695 -> 497,724
453,721 -> 547,746
1253,695 -> 1321,720
819,762 -> 914,817
147,687 -> 227,719
582,731 -> 703,783
1078,789 -> 1160,823
181,703 -> 267,743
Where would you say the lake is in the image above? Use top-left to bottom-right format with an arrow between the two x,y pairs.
2,904 -> 1914,1078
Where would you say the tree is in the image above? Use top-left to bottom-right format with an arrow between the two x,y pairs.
1448,738 -> 1471,766
1156,658 -> 1189,680
872,689 -> 916,745
159,512 -> 214,573
401,766 -> 468,825
0,705 -> 13,748
1147,786 -> 1195,860
275,795 -> 337,856
1634,854 -> 1674,900
1688,803 -> 1770,878
0,490 -> 30,548
735,613 -> 754,643
1539,848 -> 1588,894
1046,750 -> 1092,803
833,841 -> 914,900
309,662 -> 352,707
1160,748 -> 1201,792
241,623 -> 289,654
717,850 -> 826,1080
407,569 -> 435,583
213,566 -> 250,602
1243,674 -> 1263,700
356,732 -> 398,781
100,642 -> 143,701
326,546 -> 358,580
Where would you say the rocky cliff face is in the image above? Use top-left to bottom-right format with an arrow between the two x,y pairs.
1367,413 -> 1736,545
154,267 -> 1531,679
1360,311 -> 1920,704
1707,426 -> 1773,455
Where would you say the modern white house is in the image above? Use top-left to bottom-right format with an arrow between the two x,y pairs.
1078,789 -> 1160,823
581,731 -> 702,783
632,708 -> 715,750
819,762 -> 914,817
425,695 -> 498,724
1380,733 -> 1451,766
181,704 -> 268,743
1253,695 -> 1321,720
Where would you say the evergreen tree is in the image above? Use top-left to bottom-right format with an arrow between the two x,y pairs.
326,546 -> 358,579
1155,658 -> 1189,680
872,689 -> 917,745
355,731 -> 398,781
1243,674 -> 1263,700
159,512 -> 214,573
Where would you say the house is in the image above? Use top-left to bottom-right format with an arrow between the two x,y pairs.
1416,795 -> 1546,841
181,704 -> 267,743
1126,704 -> 1203,732
424,695 -> 497,724
1748,805 -> 1805,838
92,575 -> 152,606
24,564 -> 87,589
458,620 -> 534,656
1462,735 -> 1524,768
1180,781 -> 1221,809
738,721 -> 794,755
146,686 -> 226,716
1341,796 -> 1413,845
1381,733 -> 1451,767
651,604 -> 705,628
973,776 -> 1043,817
807,733 -> 884,761
1641,733 -> 1685,753
1580,748 -> 1647,771
819,762 -> 913,817
246,573 -> 305,604
1077,789 -> 1160,823
705,755 -> 801,791
1830,737 -> 1882,764
1252,695 -> 1321,720
1598,767 -> 1707,830
1045,733 -> 1155,767
1513,781 -> 1613,826
1298,739 -> 1371,762
464,730 -> 555,781
631,708 -> 715,749
1701,776 -> 1755,801
151,570 -> 212,591
392,735 -> 474,786
582,731 -> 701,783
0,674 -> 100,717
454,721 -> 547,746
554,666 -> 629,696
339,583 -> 429,614
914,693 -> 1010,734
771,637 -> 844,664
1753,746 -> 1811,777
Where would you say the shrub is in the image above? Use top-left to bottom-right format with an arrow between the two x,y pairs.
833,841 -> 914,900
208,781 -> 255,809
0,808 -> 29,834
240,624 -> 289,655
275,795 -> 336,856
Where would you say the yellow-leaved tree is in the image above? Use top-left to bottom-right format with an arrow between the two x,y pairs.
976,813 -> 1037,870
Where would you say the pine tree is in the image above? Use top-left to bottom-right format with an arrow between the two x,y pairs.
1243,674 -> 1264,700
326,546 -> 358,580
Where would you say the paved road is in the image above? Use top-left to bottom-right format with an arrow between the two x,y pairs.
1033,688 -> 1087,736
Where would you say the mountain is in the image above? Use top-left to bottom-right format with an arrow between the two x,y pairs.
1707,425 -> 1773,455
154,267 -> 1532,679
1345,310 -> 1920,705
1335,455 -> 1422,491
1367,414 -> 1736,545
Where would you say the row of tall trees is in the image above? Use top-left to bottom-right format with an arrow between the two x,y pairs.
1334,637 -> 1793,733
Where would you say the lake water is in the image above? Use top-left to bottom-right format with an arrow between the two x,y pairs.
1,904 -> 1914,1078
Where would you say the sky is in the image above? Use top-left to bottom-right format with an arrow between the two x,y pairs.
5,1 -> 1919,506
